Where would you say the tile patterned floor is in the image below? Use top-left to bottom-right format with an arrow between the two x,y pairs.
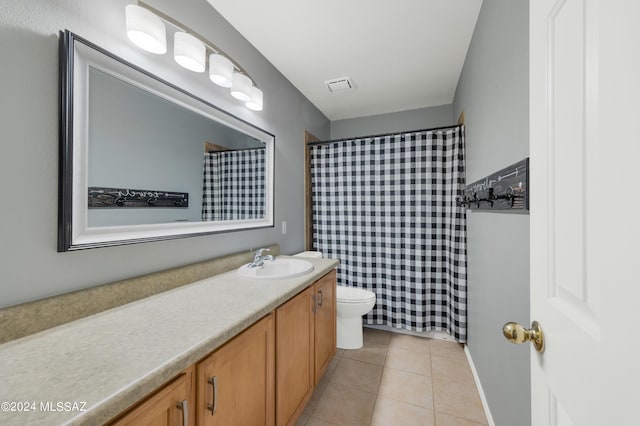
296,328 -> 488,426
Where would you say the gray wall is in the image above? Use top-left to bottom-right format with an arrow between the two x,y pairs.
330,104 -> 454,140
452,1 -> 530,425
0,0 -> 329,308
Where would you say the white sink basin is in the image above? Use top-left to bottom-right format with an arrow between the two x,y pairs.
237,258 -> 314,280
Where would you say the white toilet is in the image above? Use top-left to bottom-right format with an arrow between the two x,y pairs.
336,285 -> 376,350
294,251 -> 376,350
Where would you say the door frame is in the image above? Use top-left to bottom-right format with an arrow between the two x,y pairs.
304,131 -> 320,250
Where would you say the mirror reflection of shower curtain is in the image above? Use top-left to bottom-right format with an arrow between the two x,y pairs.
202,148 -> 266,221
310,126 -> 467,342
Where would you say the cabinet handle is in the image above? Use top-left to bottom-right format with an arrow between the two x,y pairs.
317,290 -> 324,307
207,376 -> 217,415
176,399 -> 188,426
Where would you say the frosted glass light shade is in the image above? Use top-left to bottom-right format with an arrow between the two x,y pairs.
230,73 -> 253,102
174,32 -> 206,72
246,86 -> 263,111
125,5 -> 167,54
209,54 -> 234,87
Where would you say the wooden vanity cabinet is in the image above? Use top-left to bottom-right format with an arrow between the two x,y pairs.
109,367 -> 195,426
313,269 -> 337,386
275,286 -> 315,426
196,313 -> 275,426
276,270 -> 337,426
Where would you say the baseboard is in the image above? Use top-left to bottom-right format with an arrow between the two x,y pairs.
464,345 -> 496,426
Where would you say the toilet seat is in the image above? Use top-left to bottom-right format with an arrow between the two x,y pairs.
336,286 -> 376,304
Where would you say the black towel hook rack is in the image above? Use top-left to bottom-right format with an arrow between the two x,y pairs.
456,188 -> 518,208
456,158 -> 529,211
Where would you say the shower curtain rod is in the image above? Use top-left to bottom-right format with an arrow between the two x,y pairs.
307,123 -> 462,147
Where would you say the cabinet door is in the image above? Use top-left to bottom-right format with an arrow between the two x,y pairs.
275,286 -> 315,426
110,367 -> 194,426
197,313 -> 275,426
314,270 -> 337,385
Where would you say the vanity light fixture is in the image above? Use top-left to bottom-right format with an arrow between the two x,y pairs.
124,1 -> 263,111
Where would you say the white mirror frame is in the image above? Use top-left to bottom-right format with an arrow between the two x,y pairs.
59,31 -> 274,251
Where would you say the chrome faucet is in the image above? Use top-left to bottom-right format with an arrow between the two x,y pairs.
247,248 -> 275,268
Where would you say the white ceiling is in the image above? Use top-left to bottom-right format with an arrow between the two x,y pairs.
206,0 -> 483,121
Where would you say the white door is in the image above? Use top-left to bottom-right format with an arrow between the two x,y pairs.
529,1 -> 640,425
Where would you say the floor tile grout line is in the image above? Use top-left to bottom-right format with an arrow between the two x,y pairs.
429,340 -> 436,425
435,411 -> 489,426
367,344 -> 388,426
376,386 -> 438,412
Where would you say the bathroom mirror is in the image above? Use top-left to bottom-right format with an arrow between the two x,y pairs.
59,31 -> 274,251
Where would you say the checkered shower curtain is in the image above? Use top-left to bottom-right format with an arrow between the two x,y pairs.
202,148 -> 266,221
310,126 -> 467,342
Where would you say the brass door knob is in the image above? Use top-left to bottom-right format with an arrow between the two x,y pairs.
502,321 -> 545,353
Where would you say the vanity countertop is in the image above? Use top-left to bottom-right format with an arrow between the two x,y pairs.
0,256 -> 338,425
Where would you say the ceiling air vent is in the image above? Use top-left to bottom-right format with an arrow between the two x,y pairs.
325,77 -> 354,93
